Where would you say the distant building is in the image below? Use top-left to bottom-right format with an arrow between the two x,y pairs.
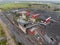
29,4 -> 54,11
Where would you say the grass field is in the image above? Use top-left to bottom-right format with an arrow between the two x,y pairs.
0,3 -> 53,11
0,24 -> 7,45
0,3 -> 29,11
55,10 -> 60,12
0,24 -> 5,37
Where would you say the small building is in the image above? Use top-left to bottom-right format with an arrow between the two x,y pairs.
29,4 -> 54,11
17,10 -> 31,20
27,27 -> 37,36
17,11 -> 27,19
17,18 -> 29,25
30,13 -> 40,22
45,17 -> 51,24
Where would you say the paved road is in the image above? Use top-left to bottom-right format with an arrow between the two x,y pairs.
30,9 -> 60,35
4,11 -> 41,45
39,10 -> 60,39
27,8 -> 60,45
38,10 -> 60,45
0,18 -> 17,45
0,12 -> 34,45
7,9 -> 60,45
0,8 -> 60,45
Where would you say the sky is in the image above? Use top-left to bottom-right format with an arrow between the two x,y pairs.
0,0 -> 60,3
19,0 -> 60,1
0,0 -> 60,1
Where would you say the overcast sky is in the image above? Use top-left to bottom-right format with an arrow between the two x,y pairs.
0,0 -> 60,1
0,0 -> 60,3
19,0 -> 60,1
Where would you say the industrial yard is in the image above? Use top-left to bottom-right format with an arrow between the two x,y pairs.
0,1 -> 60,45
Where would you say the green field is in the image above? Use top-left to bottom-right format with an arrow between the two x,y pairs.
0,24 -> 5,37
0,39 -> 7,45
0,24 -> 7,45
0,3 -> 29,11
0,3 -> 53,11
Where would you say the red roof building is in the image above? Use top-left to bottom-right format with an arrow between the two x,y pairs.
45,17 -> 51,24
27,28 -> 37,36
32,14 -> 40,19
26,11 -> 30,16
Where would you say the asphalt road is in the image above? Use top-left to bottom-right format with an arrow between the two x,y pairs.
7,9 -> 60,45
30,9 -> 60,35
38,10 -> 60,45
3,11 -> 41,45
27,8 -> 60,45
0,8 -> 60,45
0,12 -> 34,45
